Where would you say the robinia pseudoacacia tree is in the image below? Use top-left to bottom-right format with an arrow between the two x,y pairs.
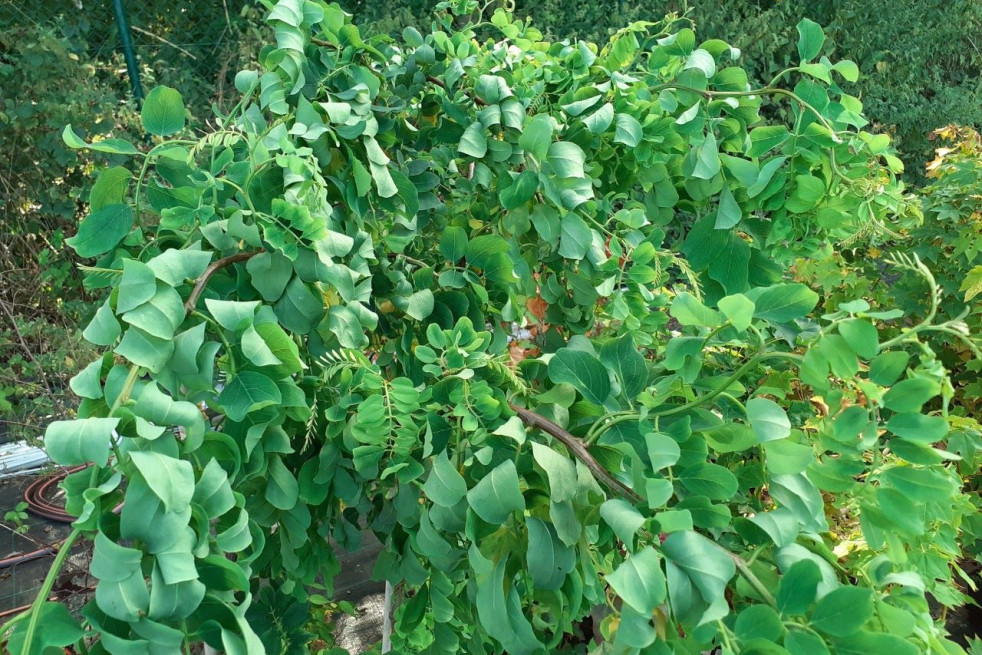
6,0 -> 980,653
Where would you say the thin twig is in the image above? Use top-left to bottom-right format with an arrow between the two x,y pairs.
509,403 -> 642,503
183,251 -> 259,313
129,26 -> 198,60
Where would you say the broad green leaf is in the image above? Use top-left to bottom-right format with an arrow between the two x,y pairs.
6,602 -> 84,655
691,131 -> 721,180
142,86 -> 186,136
193,459 -> 236,518
785,630 -> 832,655
45,418 -> 119,467
833,631 -> 919,655
718,294 -> 755,331
671,292 -> 722,327
645,432 -> 681,470
147,249 -> 212,287
83,299 -> 122,346
960,265 -> 982,301
748,126 -> 791,157
810,586 -> 873,637
735,605 -> 784,642
205,298 -> 259,331
118,259 -> 159,313
66,204 -> 133,258
607,547 -> 666,615
405,289 -> 435,320
519,114 -> 554,160
129,451 -> 194,513
614,113 -> 643,147
599,333 -> 647,399
123,282 -> 185,339
274,277 -> 325,334
885,413 -> 948,445
439,226 -> 468,262
467,460 -> 525,524
90,166 -> 131,211
746,284 -> 818,322
265,456 -> 299,509
715,185 -> 741,228
869,351 -> 909,386
531,442 -> 577,503
246,251 -> 293,301
838,318 -> 878,359
548,348 -> 611,405
425,449 -> 468,507
678,462 -> 738,500
547,141 -> 587,178
882,377 -> 940,412
558,213 -> 592,259
796,19 -> 826,62
459,122 -> 488,158
776,559 -> 822,615
115,327 -> 175,373
661,530 -> 735,603
702,423 -> 756,453
584,103 -> 614,134
500,170 -> 539,209
219,371 -> 282,422
747,398 -> 791,443
526,517 -> 574,590
599,498 -> 645,545
63,124 -> 140,155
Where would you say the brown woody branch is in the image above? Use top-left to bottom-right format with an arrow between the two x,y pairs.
184,251 -> 259,313
509,403 -> 643,504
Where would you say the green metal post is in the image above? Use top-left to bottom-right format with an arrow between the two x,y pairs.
111,0 -> 144,102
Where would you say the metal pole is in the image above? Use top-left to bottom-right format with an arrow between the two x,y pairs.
110,0 -> 144,102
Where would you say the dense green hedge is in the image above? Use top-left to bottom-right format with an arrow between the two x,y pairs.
343,0 -> 982,181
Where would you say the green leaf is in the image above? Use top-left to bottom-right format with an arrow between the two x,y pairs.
607,547 -> 666,615
882,377 -> 940,412
645,432 -> 681,470
63,124 -> 140,155
678,463 -> 738,500
122,282 -> 185,339
600,498 -> 645,545
715,185 -> 741,229
526,517 -> 574,590
584,103 -> 614,134
614,113 -> 643,147
547,141 -> 587,178
129,451 -> 194,513
558,213 -> 592,259
90,166 -> 131,211
776,559 -> 822,615
838,318 -> 878,359
118,259 -> 159,313
265,456 -> 299,509
459,122 -> 488,158
467,460 -> 526,523
142,86 -> 186,136
833,60 -> 860,82
960,265 -> 982,301
274,277 -> 325,334
718,294 -> 755,332
747,284 -> 818,322
599,333 -> 647,399
219,372 -> 282,422
115,327 -> 175,373
748,126 -> 791,158
885,413 -> 948,445
205,299 -> 259,331
869,352 -> 909,386
747,398 -> 791,443
531,442 -> 577,503
425,449 -> 468,507
785,630 -> 832,655
439,226 -> 468,261
500,170 -> 539,210
735,605 -> 784,642
66,204 -> 133,258
44,418 -> 119,467
786,175 -> 825,213
6,602 -> 84,655
193,459 -> 236,518
671,292 -> 722,327
832,631 -> 919,655
661,530 -> 735,603
83,300 -> 122,346
796,19 -> 826,62
246,252 -> 293,301
548,348 -> 611,405
406,290 -> 435,320
147,249 -> 213,287
519,114 -> 554,160
810,586 -> 874,637
691,131 -> 721,180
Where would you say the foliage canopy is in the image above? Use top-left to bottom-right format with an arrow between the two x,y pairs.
6,1 -> 981,654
